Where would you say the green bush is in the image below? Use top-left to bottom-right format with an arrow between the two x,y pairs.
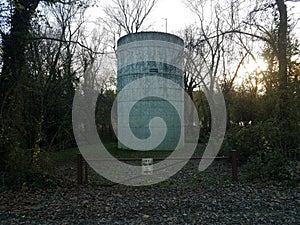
224,120 -> 299,181
4,170 -> 61,190
245,150 -> 300,181
2,144 -> 60,190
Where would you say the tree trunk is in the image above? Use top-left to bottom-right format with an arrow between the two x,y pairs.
0,0 -> 41,164
276,0 -> 288,118
276,0 -> 290,150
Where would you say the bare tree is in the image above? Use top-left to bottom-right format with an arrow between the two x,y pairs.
183,0 -> 230,93
29,0 -> 93,150
102,0 -> 158,53
182,0 -> 264,132
79,21 -> 116,91
104,0 -> 157,34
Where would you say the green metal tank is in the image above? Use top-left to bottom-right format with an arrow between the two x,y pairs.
117,32 -> 184,150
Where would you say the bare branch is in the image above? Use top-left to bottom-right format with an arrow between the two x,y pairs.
103,0 -> 157,34
33,36 -> 114,55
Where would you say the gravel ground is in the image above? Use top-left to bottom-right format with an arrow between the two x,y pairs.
0,160 -> 299,224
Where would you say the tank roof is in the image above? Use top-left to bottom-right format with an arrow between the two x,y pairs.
117,31 -> 184,46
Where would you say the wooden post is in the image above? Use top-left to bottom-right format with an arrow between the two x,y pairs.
77,153 -> 83,185
83,159 -> 88,184
231,150 -> 238,182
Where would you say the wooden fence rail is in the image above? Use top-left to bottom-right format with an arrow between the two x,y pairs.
77,150 -> 238,185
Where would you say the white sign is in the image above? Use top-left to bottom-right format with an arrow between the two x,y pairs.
142,158 -> 153,175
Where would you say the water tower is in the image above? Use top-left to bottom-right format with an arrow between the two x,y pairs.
117,32 -> 184,150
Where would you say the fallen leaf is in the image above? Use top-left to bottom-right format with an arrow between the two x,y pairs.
142,214 -> 150,219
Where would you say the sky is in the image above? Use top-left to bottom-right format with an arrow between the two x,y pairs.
89,0 -> 300,38
147,0 -> 197,33
87,0 -> 197,33
149,0 -> 300,37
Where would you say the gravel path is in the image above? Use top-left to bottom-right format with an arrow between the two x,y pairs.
1,161 -> 299,224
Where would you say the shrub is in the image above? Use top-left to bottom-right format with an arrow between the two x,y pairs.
224,120 -> 300,181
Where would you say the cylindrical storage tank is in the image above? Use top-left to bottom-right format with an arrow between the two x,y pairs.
117,32 -> 184,150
